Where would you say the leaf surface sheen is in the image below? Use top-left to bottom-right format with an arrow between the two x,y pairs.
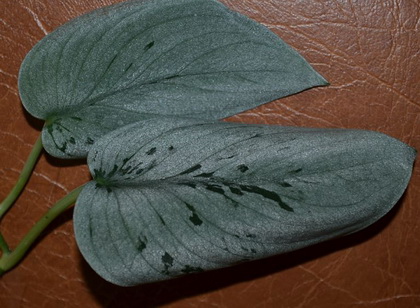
74,118 -> 416,286
18,0 -> 327,158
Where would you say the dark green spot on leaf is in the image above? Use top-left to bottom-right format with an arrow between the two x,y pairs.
194,172 -> 214,178
181,265 -> 204,274
229,186 -> 243,196
162,252 -> 174,269
190,213 -> 203,226
136,236 -> 147,252
290,168 -> 303,174
179,164 -> 202,175
185,203 -> 203,226
144,41 -> 154,51
239,185 -> 294,212
182,182 -> 197,189
205,184 -> 224,194
146,147 -> 156,155
206,183 -> 239,207
217,155 -> 236,161
237,164 -> 249,173
163,74 -> 180,80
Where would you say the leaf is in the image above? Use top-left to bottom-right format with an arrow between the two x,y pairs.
18,0 -> 328,159
73,118 -> 415,286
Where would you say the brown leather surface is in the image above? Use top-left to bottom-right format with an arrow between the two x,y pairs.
0,0 -> 419,307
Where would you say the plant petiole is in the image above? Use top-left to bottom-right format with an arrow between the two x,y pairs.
0,232 -> 10,255
0,185 -> 84,275
0,134 -> 43,220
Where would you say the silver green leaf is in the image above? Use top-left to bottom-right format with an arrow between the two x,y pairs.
18,0 -> 327,158
73,118 -> 415,286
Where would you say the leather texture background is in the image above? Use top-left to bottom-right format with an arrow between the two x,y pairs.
0,0 -> 419,307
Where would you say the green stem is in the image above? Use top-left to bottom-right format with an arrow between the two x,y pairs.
0,134 -> 43,220
0,232 -> 10,255
0,185 -> 84,274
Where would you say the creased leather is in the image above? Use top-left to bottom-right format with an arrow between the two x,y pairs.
0,0 -> 419,307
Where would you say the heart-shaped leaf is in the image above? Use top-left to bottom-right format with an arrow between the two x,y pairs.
18,0 -> 327,158
73,118 -> 415,286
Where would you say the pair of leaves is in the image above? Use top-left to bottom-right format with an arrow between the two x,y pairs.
18,0 -> 327,158
17,0 -> 416,287
74,117 -> 415,286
